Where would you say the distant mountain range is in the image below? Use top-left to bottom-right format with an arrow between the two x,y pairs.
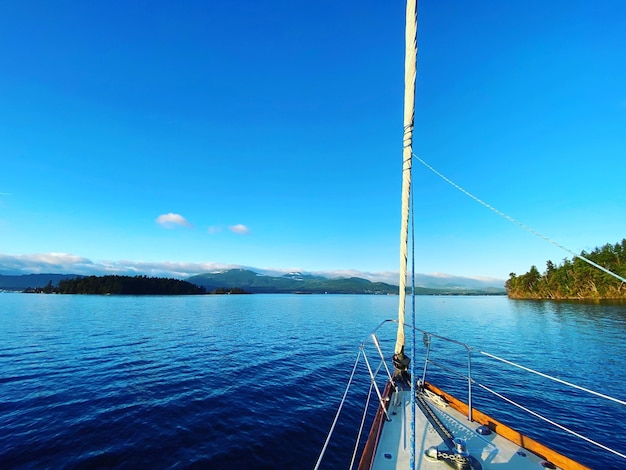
187,269 -> 397,294
0,274 -> 80,291
0,269 -> 506,295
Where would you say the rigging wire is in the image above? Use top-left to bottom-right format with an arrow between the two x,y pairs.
477,382 -> 626,460
413,154 -> 626,284
409,164 -> 417,469
313,351 -> 362,470
409,0 -> 419,465
479,350 -> 626,406
349,381 -> 375,470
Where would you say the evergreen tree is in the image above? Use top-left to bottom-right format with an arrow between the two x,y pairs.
506,239 -> 626,299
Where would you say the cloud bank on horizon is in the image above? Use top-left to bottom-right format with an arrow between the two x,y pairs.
0,252 -> 505,287
0,253 -> 237,279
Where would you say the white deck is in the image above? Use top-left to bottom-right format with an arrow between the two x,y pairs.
371,390 -> 560,470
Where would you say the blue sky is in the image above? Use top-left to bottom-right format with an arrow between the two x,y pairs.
1,1 -> 625,284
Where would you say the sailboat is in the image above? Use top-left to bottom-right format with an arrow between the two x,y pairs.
315,1 -> 626,469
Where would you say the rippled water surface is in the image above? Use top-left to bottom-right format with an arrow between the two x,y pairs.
1,294 -> 625,469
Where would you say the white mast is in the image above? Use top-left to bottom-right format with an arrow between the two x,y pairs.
395,0 -> 417,357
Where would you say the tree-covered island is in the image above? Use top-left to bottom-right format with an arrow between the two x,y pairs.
25,275 -> 212,295
506,239 -> 626,300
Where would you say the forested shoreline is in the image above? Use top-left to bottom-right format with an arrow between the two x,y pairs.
506,239 -> 626,300
28,275 -> 208,295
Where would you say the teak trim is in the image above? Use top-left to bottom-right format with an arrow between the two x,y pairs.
424,382 -> 590,470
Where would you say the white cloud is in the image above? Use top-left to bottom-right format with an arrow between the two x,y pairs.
205,224 -> 250,235
0,253 -> 393,282
314,269 -> 399,284
249,267 -> 398,284
229,224 -> 250,234
101,260 -> 239,278
0,252 -> 96,274
0,253 -> 505,287
311,269 -> 504,287
429,271 -> 503,282
0,253 -> 241,278
156,213 -> 192,228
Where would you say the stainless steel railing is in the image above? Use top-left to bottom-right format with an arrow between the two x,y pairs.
316,319 -> 626,468
360,319 -> 626,461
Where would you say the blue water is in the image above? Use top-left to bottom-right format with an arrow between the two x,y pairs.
1,294 -> 624,469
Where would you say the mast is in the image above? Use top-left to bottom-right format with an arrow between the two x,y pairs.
394,0 -> 417,363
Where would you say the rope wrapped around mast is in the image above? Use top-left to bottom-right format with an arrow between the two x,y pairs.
395,0 -> 417,359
